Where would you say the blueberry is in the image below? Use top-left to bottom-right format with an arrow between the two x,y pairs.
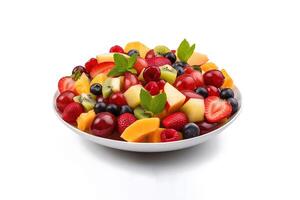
120,105 -> 133,114
172,61 -> 186,68
182,123 -> 200,139
227,98 -> 239,114
127,49 -> 140,57
94,102 -> 107,114
106,104 -> 120,116
90,83 -> 102,96
164,52 -> 177,64
195,87 -> 208,98
220,88 -> 234,99
173,66 -> 184,76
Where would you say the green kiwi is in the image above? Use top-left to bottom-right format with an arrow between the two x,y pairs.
134,107 -> 153,119
102,78 -> 113,98
73,96 -> 81,103
154,45 -> 170,56
159,65 -> 177,84
79,94 -> 96,111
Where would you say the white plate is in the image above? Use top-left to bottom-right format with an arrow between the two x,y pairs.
53,87 -> 241,152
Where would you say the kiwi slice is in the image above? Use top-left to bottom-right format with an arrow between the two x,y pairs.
79,94 -> 96,111
73,96 -> 81,103
154,45 -> 170,56
102,78 -> 113,98
159,65 -> 177,84
134,107 -> 153,119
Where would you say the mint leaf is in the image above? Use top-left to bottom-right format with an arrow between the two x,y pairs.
127,54 -> 137,68
113,53 -> 128,68
140,89 -> 152,110
127,68 -> 137,74
107,66 -> 125,77
150,93 -> 167,114
177,39 -> 196,62
108,54 -> 137,77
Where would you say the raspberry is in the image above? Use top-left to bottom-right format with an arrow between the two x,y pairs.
109,45 -> 125,53
161,129 -> 181,142
117,113 -> 136,133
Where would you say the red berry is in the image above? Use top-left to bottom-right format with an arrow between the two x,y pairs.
146,57 -> 171,67
62,102 -> 84,124
203,70 -> 225,88
109,92 -> 127,106
91,112 -> 116,137
143,66 -> 161,82
109,45 -> 124,53
145,49 -> 156,59
144,81 -> 160,95
180,90 -> 204,101
58,76 -> 76,94
206,85 -> 220,97
161,129 -> 181,142
162,112 -> 188,131
174,74 -> 196,91
117,113 -> 136,133
204,96 -> 232,123
124,72 -> 139,91
56,91 -> 76,112
85,58 -> 98,73
171,50 -> 176,54
188,70 -> 204,87
184,66 -> 194,74
134,57 -> 148,74
157,79 -> 166,90
90,62 -> 115,78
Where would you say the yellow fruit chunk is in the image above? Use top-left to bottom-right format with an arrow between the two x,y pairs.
124,41 -> 150,58
90,73 -> 107,86
164,83 -> 186,113
187,52 -> 209,66
221,69 -> 234,88
201,62 -> 218,72
96,53 -> 128,63
124,84 -> 143,108
75,73 -> 90,94
77,110 -> 96,132
147,128 -> 165,143
121,118 -> 160,142
181,98 -> 205,122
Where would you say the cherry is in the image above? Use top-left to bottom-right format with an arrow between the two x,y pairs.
203,70 -> 225,88
134,57 -> 148,74
109,92 -> 127,106
56,91 -> 76,112
184,66 -> 194,74
124,72 -> 139,91
206,85 -> 220,97
157,79 -> 166,90
143,66 -> 161,82
145,49 -> 156,59
187,70 -> 204,87
174,74 -> 196,91
144,81 -> 160,95
84,58 -> 98,73
109,45 -> 124,53
90,112 -> 116,137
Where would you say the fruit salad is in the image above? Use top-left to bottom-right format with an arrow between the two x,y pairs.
55,39 -> 239,143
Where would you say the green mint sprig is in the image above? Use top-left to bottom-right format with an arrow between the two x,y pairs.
108,54 -> 137,77
140,89 -> 167,115
177,39 -> 196,63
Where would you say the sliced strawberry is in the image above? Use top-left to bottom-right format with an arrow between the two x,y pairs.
58,76 -> 76,94
90,62 -> 115,78
134,57 -> 148,74
84,58 -> 98,73
146,57 -> 171,67
204,96 -> 232,123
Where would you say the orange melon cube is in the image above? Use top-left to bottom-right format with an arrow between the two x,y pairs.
147,128 -> 165,143
221,69 -> 234,88
77,110 -> 96,132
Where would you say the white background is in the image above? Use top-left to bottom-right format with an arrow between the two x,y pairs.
1,0 -> 300,199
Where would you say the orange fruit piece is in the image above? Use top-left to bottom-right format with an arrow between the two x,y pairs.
75,73 -> 90,94
77,110 -> 96,132
124,41 -> 150,58
187,52 -> 208,66
221,69 -> 234,88
201,62 -> 218,72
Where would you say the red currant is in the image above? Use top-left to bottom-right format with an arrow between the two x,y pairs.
144,81 -> 160,95
109,45 -> 125,53
203,70 -> 225,88
206,85 -> 220,97
109,92 -> 127,106
143,66 -> 161,82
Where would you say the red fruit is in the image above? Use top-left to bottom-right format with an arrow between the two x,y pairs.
171,50 -> 176,54
109,45 -> 125,53
90,62 -> 115,78
91,112 -> 116,137
161,129 -> 181,142
62,102 -> 84,124
58,76 -> 76,94
174,74 -> 196,91
181,90 -> 204,101
117,113 -> 136,133
134,57 -> 148,74
157,79 -> 166,90
85,58 -> 98,73
184,66 -> 194,74
188,70 -> 204,87
144,81 -> 160,95
124,72 -> 139,91
109,92 -> 127,106
56,91 -> 76,112
203,70 -> 225,88
145,49 -> 156,59
146,57 -> 171,67
162,112 -> 188,131
143,66 -> 161,82
196,121 -> 219,135
204,96 -> 232,123
206,85 -> 220,97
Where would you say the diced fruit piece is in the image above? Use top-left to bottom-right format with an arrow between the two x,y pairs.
56,91 -> 76,112
164,52 -> 177,64
124,84 -> 143,108
145,49 -> 156,59
102,78 -> 113,98
196,121 -> 219,135
127,49 -> 140,57
90,83 -> 102,96
181,98 -> 205,122
90,112 -> 116,137
90,62 -> 115,78
227,98 -> 239,114
154,45 -> 170,56
181,90 -> 204,100
110,77 -> 122,93
144,81 -> 160,95
85,58 -> 98,73
138,69 -> 145,81
187,52 -> 208,66
58,76 -> 76,94
174,74 -> 196,91
220,88 -> 234,99
203,70 -> 225,88
109,45 -> 125,53
62,102 -> 84,124
77,110 -> 96,131
161,129 -> 182,142
206,85 -> 220,97
162,112 -> 188,131
143,66 -> 161,82
121,118 -> 160,142
195,87 -> 209,98
186,70 -> 204,87
120,105 -> 133,115
96,53 -> 128,64
146,57 -> 171,67
134,106 -> 153,119
78,93 -> 96,112
201,62 -> 218,72
147,128 -> 165,143
109,92 -> 127,106
117,113 -> 136,133
94,102 -> 107,114
106,104 -> 120,116
90,73 -> 107,86
134,57 -> 148,74
164,82 -> 186,113
124,41 -> 150,58
221,69 -> 234,88
204,96 -> 232,123
159,64 -> 177,84
182,123 -> 200,139
124,72 -> 139,91
75,73 -> 90,95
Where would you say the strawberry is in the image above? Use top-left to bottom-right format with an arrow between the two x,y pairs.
90,62 -> 115,78
58,76 -> 76,94
146,57 -> 171,67
161,129 -> 182,142
117,113 -> 136,133
162,112 -> 188,131
85,58 -> 98,73
62,102 -> 84,123
204,96 -> 232,123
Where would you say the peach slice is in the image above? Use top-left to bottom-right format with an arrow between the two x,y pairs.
187,52 -> 209,66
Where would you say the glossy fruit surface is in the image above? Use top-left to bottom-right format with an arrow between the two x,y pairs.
145,49 -> 156,59
160,129 -> 181,142
90,62 -> 115,78
143,66 -> 161,82
90,112 -> 116,137
187,70 -> 204,87
120,105 -> 133,115
162,112 -> 188,131
58,76 -> 76,94
221,69 -> 234,88
174,74 -> 196,91
106,104 -> 120,116
124,72 -> 139,91
90,83 -> 102,96
62,102 -> 84,124
109,92 -> 127,106
206,85 -> 220,97
220,88 -> 234,99
181,90 -> 204,100
172,61 -> 188,68
204,96 -> 232,123
201,62 -> 218,72
85,58 -> 98,73
182,123 -> 200,139
157,79 -> 166,90
227,98 -> 239,114
127,49 -> 140,57
109,45 -> 124,53
195,87 -> 208,98
164,52 -> 177,64
196,121 -> 218,134
94,102 -> 107,114
75,73 -> 90,95
134,57 -> 148,74
56,91 -> 76,112
144,81 -> 160,95
72,66 -> 87,80
203,70 -> 225,88
173,65 -> 184,76
146,57 -> 171,67
117,113 -> 136,133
